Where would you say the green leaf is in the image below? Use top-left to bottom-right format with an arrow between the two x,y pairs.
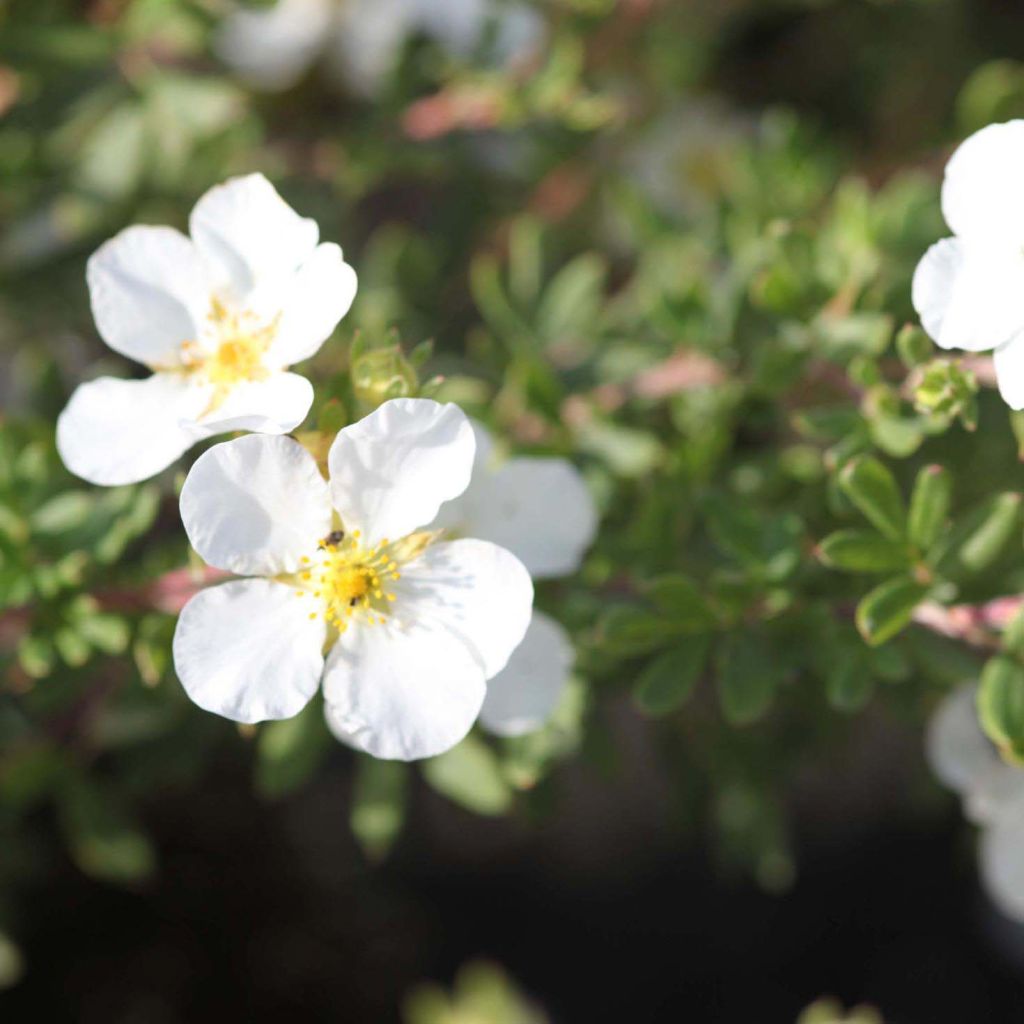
855,575 -> 928,646
817,529 -> 910,573
839,456 -> 906,540
978,655 -> 1024,762
1004,605 -> 1024,658
716,634 -> 780,725
601,606 -> 679,656
632,637 -> 710,717
256,700 -> 332,799
350,758 -> 407,862
422,735 -> 513,816
30,491 -> 93,533
826,658 -> 874,712
934,492 -> 1022,576
908,464 -> 952,552
895,324 -> 934,367
642,575 -> 716,630
537,253 -> 606,340
60,780 -> 156,885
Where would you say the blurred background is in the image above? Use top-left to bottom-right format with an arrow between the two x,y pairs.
7,0 -> 1024,1020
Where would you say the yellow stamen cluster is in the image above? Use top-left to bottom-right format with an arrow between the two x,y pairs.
181,297 -> 280,417
297,530 -> 400,632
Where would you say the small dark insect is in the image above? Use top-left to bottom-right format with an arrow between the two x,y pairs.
320,529 -> 345,549
349,598 -> 358,607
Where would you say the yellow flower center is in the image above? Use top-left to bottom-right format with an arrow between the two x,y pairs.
180,297 -> 280,417
296,530 -> 400,633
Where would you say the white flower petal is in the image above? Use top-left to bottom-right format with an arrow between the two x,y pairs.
329,0 -> 417,95
56,374 -> 208,486
478,610 -> 573,737
980,797 -> 1024,922
181,433 -> 332,575
912,237 -> 1024,352
328,398 -> 475,545
395,538 -> 533,678
322,616 -> 486,760
192,372 -> 314,435
263,243 -> 358,368
416,0 -> 542,63
87,226 -> 210,366
216,0 -> 334,92
941,121 -> 1024,243
189,174 -> 319,299
437,455 -> 597,579
174,578 -> 327,723
926,683 -> 999,796
993,335 -> 1024,410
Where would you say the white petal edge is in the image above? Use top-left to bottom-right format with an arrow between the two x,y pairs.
327,0 -> 417,95
993,335 -> 1024,410
191,372 -> 314,436
941,121 -> 1024,243
180,434 -> 332,575
174,578 -> 327,724
443,455 -> 598,580
215,0 -> 334,92
56,374 -> 209,486
912,237 -> 1024,353
322,615 -> 486,761
394,537 -> 533,679
328,398 -> 476,545
87,226 -> 211,367
262,243 -> 358,368
979,794 -> 1024,922
478,610 -> 573,737
189,173 -> 320,299
925,683 -> 999,796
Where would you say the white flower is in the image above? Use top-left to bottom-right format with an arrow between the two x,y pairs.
57,174 -> 357,486
926,683 -> 1024,920
173,398 -> 534,761
216,0 -> 543,97
912,120 -> 1024,409
430,420 -> 597,736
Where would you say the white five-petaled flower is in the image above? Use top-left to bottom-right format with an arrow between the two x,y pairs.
419,419 -> 597,737
912,120 -> 1024,410
927,683 -> 1024,921
58,173 -> 357,486
173,398 -> 534,762
216,0 -> 543,97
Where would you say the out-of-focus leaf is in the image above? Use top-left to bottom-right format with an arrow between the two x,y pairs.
350,757 -> 408,862
422,735 -> 512,816
633,636 -> 710,717
716,633 -> 780,725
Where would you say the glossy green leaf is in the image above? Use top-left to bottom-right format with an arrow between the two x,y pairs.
839,456 -> 906,541
817,529 -> 910,573
978,655 -> 1024,762
908,464 -> 951,552
855,575 -> 928,646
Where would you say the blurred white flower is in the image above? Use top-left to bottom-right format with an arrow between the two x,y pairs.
926,682 -> 1024,920
216,0 -> 544,97
431,420 -> 596,736
173,398 -> 534,761
913,120 -> 1024,409
58,174 -> 356,486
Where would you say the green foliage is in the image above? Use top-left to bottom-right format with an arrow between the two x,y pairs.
3,0 -> 1024,987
